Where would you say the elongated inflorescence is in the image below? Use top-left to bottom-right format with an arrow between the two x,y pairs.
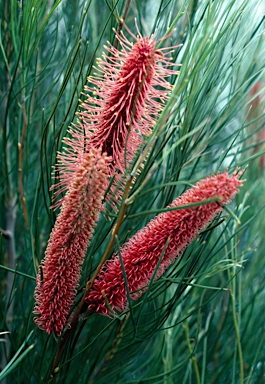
33,148 -> 110,336
52,27 -> 179,209
33,24 -> 181,336
85,171 -> 244,316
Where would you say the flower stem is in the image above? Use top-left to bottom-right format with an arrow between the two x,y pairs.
86,174 -> 132,292
49,175 -> 133,381
113,0 -> 132,49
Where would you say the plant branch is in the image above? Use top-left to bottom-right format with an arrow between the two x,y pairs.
113,0 -> 132,49
49,175 -> 133,381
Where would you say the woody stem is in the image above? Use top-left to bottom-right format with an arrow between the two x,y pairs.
50,175 -> 133,380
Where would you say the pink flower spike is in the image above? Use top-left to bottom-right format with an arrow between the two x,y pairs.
85,170 -> 244,317
52,26 -> 180,209
33,148 -> 110,336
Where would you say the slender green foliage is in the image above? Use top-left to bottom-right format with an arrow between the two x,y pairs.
0,0 -> 264,383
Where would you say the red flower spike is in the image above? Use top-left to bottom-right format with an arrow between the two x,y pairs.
33,148 -> 110,336
52,26 -> 180,209
85,170 -> 244,316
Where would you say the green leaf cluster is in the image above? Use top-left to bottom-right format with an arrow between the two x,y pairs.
0,0 -> 264,383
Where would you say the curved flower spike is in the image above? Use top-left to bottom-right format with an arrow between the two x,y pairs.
33,148 -> 110,336
52,25 -> 180,209
85,170 -> 244,316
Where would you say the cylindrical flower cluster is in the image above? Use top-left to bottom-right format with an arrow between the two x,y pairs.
34,25 -> 180,336
52,29 -> 179,209
85,171 -> 244,316
33,148 -> 110,336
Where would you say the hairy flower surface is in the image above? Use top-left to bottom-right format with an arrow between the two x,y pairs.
33,148 -> 110,336
52,26 -> 179,208
85,171 -> 244,316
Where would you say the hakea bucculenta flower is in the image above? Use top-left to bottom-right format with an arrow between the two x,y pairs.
33,148 -> 110,336
52,24 -> 180,209
85,170 -> 244,316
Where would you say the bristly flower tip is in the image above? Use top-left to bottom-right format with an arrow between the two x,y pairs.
52,24 -> 180,209
85,170 -> 244,317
